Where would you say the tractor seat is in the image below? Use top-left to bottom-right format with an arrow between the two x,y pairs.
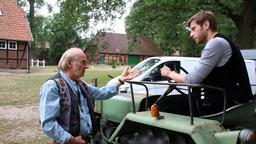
201,101 -> 256,129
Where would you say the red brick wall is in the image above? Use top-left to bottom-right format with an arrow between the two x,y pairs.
92,52 -> 150,65
93,53 -> 129,64
92,53 -> 153,65
0,41 -> 28,69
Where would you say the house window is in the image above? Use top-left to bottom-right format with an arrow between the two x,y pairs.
8,41 -> 17,50
0,9 -> 2,16
0,40 -> 6,49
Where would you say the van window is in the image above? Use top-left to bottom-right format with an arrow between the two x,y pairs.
133,58 -> 160,74
149,61 -> 181,81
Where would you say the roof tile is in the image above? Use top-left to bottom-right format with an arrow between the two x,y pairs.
0,0 -> 33,42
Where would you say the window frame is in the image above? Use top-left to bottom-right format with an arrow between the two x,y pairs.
0,40 -> 7,49
8,41 -> 17,50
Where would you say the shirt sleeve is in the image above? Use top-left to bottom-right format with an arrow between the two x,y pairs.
87,82 -> 118,100
39,80 -> 72,144
185,38 -> 227,84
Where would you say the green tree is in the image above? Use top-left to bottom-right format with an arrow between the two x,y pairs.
46,0 -> 129,63
47,13 -> 84,64
126,0 -> 256,57
58,0 -> 128,35
17,0 -> 45,34
18,0 -> 128,62
126,0 -> 199,56
17,0 -> 46,59
209,0 -> 256,49
33,16 -> 51,61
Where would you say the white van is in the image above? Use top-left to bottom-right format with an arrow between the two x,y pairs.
109,56 -> 256,96
245,59 -> 256,95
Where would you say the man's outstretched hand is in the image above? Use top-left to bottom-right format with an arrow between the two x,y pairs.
120,67 -> 140,81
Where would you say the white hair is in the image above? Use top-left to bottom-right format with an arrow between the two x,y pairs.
57,48 -> 84,71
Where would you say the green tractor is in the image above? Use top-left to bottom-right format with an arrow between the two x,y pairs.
95,80 -> 256,144
93,61 -> 256,144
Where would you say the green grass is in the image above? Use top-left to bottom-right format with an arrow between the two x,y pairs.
0,65 -> 122,106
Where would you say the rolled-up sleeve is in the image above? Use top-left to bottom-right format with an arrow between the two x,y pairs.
39,80 -> 72,144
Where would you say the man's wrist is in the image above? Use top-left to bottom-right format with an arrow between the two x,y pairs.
68,136 -> 74,144
118,78 -> 125,85
169,71 -> 174,78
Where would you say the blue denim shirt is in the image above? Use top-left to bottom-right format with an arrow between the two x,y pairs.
40,71 -> 118,144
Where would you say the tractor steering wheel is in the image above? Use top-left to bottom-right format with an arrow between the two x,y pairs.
154,64 -> 189,105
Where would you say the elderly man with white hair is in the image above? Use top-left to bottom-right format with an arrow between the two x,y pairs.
40,48 -> 139,144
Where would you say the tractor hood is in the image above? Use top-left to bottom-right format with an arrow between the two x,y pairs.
101,93 -> 146,123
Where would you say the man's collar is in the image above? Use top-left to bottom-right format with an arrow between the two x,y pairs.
60,71 -> 78,86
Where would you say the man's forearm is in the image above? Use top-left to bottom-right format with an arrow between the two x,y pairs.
168,71 -> 185,83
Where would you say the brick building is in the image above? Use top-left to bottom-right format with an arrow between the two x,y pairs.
0,0 -> 33,70
88,32 -> 164,65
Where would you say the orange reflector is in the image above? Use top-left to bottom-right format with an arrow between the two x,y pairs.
150,103 -> 160,117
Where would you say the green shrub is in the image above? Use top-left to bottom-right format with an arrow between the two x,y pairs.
107,60 -> 118,68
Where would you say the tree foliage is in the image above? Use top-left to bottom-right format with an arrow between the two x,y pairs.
17,0 -> 46,58
46,0 -> 129,63
18,0 -> 129,63
126,0 -> 256,56
58,0 -> 128,34
33,16 -> 51,60
47,13 -> 85,64
126,0 -> 202,56
18,0 -> 255,59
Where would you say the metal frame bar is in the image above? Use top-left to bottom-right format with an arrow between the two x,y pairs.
125,80 -> 227,125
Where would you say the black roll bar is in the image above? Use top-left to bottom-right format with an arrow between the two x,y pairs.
125,80 -> 227,125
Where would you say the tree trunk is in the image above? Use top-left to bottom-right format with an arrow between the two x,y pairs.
234,0 -> 256,49
29,0 -> 35,33
28,0 -> 35,58
236,21 -> 255,49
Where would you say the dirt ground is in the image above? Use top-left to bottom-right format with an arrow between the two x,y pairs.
0,105 -> 50,143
